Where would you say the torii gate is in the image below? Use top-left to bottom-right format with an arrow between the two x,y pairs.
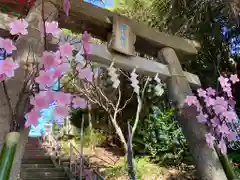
0,1 -> 227,180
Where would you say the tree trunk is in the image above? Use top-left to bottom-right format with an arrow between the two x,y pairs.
158,48 -> 227,180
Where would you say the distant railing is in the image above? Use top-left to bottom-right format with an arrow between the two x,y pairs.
40,133 -> 104,180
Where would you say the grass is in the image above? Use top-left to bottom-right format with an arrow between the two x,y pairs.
103,157 -> 168,179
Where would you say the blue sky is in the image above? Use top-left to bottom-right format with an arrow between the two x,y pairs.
84,0 -> 114,8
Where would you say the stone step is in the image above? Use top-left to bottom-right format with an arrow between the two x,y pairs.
20,177 -> 67,180
21,167 -> 64,172
21,164 -> 55,168
23,154 -> 51,160
21,171 -> 66,178
21,158 -> 53,164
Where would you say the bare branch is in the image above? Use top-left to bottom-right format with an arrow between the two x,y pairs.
132,76 -> 150,137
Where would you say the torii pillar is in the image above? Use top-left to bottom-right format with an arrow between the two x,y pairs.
159,48 -> 227,180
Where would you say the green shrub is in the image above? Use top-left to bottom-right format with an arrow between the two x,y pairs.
133,107 -> 191,165
73,127 -> 106,148
83,127 -> 106,148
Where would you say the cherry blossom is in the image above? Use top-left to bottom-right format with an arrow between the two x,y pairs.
218,124 -> 230,135
9,19 -> 28,35
45,21 -> 61,37
54,92 -> 72,105
197,88 -> 206,97
78,67 -> 93,82
72,97 -> 87,109
185,74 -> 240,154
230,74 -> 239,84
63,0 -> 70,16
0,57 -> 19,78
206,87 -> 215,96
42,51 -> 58,70
53,63 -> 70,79
218,140 -> 227,154
82,31 -> 91,57
35,70 -> 55,88
25,109 -> 41,127
0,38 -> 16,54
204,96 -> 215,107
218,76 -> 229,88
59,43 -> 73,57
184,96 -> 198,106
0,74 -> 6,81
205,133 -> 215,149
196,112 -> 207,123
30,94 -> 49,109
54,106 -> 69,119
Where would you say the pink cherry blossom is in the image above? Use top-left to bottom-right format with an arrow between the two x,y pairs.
54,92 -> 71,105
54,106 -> 69,119
45,21 -> 61,37
79,67 -> 93,82
218,124 -> 230,135
213,104 -> 227,115
30,94 -> 49,109
64,0 -> 70,16
72,97 -> 87,109
204,96 -> 215,107
218,76 -> 229,88
25,109 -> 40,127
0,74 -> 6,81
223,86 -> 232,97
82,31 -> 91,57
228,98 -> 236,107
41,51 -> 62,70
196,112 -> 207,123
206,87 -> 216,96
197,88 -> 206,97
42,52 -> 55,69
59,43 -> 73,57
205,133 -> 215,148
53,63 -> 70,78
222,111 -> 237,122
230,74 -> 239,84
210,117 -> 220,127
35,70 -> 55,88
218,139 -> 227,154
45,90 -> 55,102
185,74 -> 239,154
9,19 -> 28,35
227,131 -> 237,141
0,57 -> 19,78
184,95 -> 198,106
215,96 -> 228,108
0,38 -> 16,54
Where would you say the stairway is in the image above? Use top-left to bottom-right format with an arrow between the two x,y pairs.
20,137 -> 69,180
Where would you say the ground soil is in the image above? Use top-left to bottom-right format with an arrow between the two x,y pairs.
82,146 -> 198,180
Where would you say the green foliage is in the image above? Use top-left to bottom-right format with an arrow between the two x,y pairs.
114,0 -> 239,88
81,127 -> 106,148
133,107 -> 190,165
